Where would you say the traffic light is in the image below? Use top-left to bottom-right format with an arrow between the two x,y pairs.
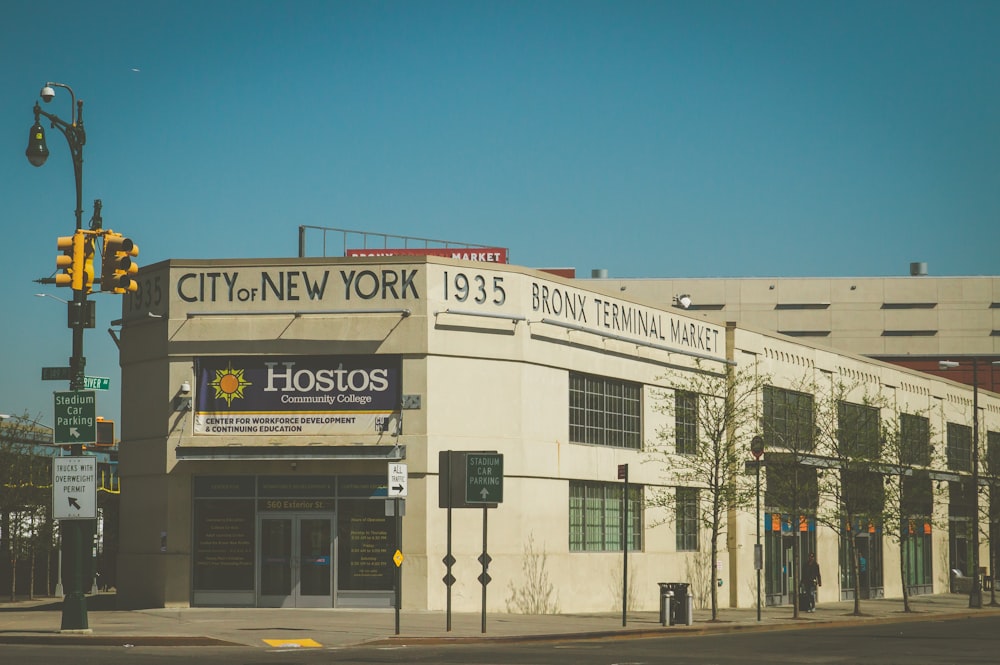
95,417 -> 115,447
82,233 -> 95,293
55,231 -> 86,290
100,231 -> 139,294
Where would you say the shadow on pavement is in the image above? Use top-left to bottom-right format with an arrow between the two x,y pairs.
0,593 -> 118,612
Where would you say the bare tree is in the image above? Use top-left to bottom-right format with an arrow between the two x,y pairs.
648,358 -> 769,620
759,378 -> 820,619
879,406 -> 940,613
813,377 -> 885,617
0,412 -> 53,601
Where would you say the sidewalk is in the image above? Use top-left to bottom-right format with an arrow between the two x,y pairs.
0,592 -> 997,649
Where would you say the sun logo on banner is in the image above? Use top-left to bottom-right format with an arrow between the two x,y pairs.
209,362 -> 252,406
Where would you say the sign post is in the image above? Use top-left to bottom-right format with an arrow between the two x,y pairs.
464,453 -> 503,633
438,451 -> 504,634
387,463 -> 407,635
618,463 -> 629,627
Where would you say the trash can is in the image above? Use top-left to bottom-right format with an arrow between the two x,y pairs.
658,582 -> 691,626
657,584 -> 674,625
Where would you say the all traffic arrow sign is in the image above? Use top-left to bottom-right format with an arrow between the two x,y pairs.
388,463 -> 408,497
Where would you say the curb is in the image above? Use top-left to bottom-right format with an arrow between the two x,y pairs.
0,635 -> 240,647
368,608 -> 999,647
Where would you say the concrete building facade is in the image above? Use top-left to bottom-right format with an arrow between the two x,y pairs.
584,272 -> 1000,390
115,257 -> 1000,612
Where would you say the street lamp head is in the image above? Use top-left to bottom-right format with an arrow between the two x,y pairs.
25,120 -> 49,167
40,85 -> 56,103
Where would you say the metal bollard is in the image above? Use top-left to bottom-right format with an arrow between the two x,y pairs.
684,590 -> 694,626
660,590 -> 673,626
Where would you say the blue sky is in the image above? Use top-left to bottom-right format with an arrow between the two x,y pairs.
2,1 -> 998,429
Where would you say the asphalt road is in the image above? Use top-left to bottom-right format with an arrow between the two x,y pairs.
5,614 -> 999,665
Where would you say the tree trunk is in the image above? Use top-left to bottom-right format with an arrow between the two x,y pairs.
899,531 -> 911,612
990,534 -> 998,607
710,511 -> 719,620
792,529 -> 800,619
851,531 -> 862,616
28,524 -> 36,601
8,512 -> 18,602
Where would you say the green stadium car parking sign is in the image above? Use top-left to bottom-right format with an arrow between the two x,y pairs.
53,390 -> 96,444
465,453 -> 503,504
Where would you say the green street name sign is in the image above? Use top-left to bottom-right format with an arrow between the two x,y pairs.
83,376 -> 110,391
53,390 -> 97,445
466,453 -> 504,504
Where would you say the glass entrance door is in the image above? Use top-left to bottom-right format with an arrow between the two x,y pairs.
258,513 -> 334,608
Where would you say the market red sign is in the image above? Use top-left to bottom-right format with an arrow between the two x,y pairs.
346,247 -> 508,263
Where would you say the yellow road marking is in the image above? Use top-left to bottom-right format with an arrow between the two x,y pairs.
263,638 -> 322,648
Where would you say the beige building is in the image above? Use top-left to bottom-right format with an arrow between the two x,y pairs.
584,270 -> 1000,391
115,257 -> 1000,612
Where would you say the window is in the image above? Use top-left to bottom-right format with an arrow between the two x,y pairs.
838,401 -> 880,459
901,472 -> 934,591
986,431 -> 1000,477
569,373 -> 641,449
900,414 -> 931,467
569,481 -> 642,552
676,487 -> 699,551
946,422 -> 972,472
675,390 -> 698,455
762,386 -> 814,451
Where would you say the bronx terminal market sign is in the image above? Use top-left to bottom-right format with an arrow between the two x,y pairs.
126,260 -> 726,363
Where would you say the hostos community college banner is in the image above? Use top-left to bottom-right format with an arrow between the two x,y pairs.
193,356 -> 401,436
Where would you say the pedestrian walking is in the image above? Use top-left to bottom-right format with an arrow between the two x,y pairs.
801,552 -> 822,612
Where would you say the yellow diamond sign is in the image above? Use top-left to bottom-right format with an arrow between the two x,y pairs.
393,549 -> 404,567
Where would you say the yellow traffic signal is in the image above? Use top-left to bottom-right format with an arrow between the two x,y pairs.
82,233 -> 95,293
100,231 -> 140,294
55,231 -> 87,290
95,417 -> 115,447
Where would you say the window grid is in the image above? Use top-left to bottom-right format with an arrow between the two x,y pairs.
838,401 -> 880,459
763,386 -> 815,451
569,373 -> 642,449
676,487 -> 699,551
986,431 -> 1000,477
947,422 -> 972,472
675,390 -> 698,455
569,481 -> 642,552
900,413 -> 931,467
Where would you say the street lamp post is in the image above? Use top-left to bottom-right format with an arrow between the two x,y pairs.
26,81 -> 93,633
938,359 -> 1000,609
751,435 -> 765,622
